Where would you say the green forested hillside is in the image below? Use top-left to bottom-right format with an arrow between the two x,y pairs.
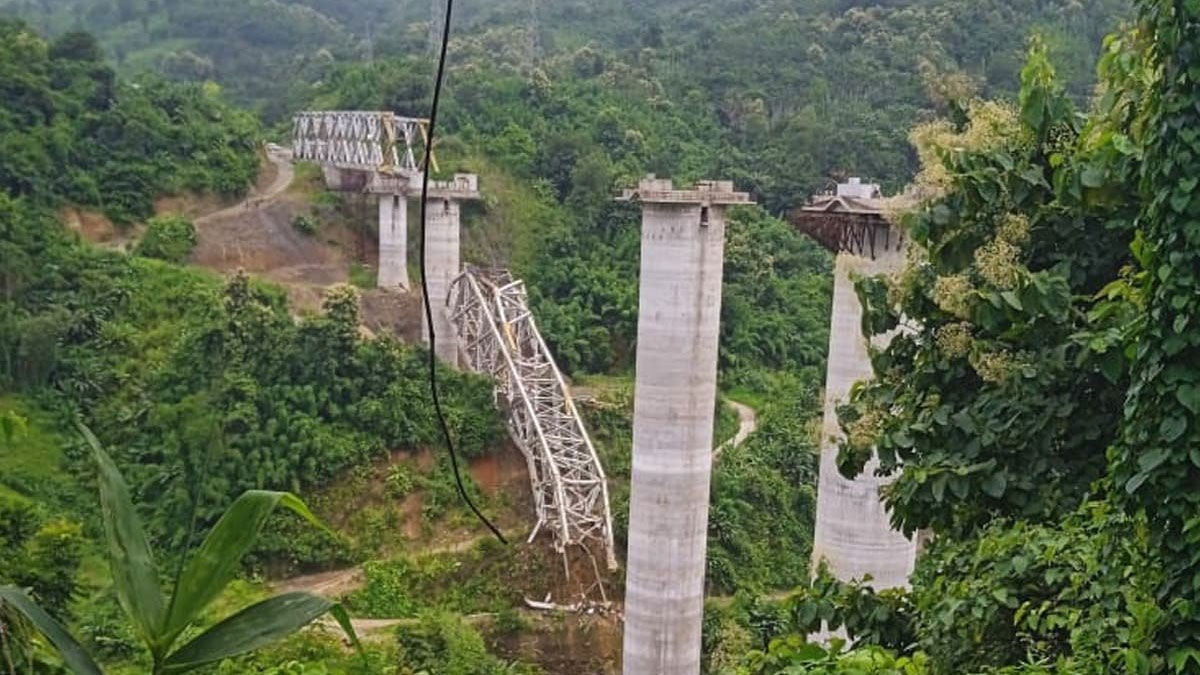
2,0 -> 1128,206
0,21 -> 259,223
0,18 -> 512,672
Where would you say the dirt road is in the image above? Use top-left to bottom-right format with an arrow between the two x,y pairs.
716,398 -> 759,457
195,146 -> 295,225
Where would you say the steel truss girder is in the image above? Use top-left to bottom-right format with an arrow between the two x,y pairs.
291,111 -> 426,173
448,268 -> 618,570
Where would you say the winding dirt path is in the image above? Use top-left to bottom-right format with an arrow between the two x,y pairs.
716,398 -> 758,457
282,530 -> 525,638
278,529 -> 524,599
195,146 -> 295,225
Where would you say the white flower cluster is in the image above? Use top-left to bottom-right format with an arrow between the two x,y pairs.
936,322 -> 973,360
933,274 -> 975,319
996,213 -> 1031,247
910,101 -> 1028,192
971,349 -> 1016,384
975,239 -> 1023,290
846,409 -> 884,452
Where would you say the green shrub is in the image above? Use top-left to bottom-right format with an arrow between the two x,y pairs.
251,510 -> 357,578
713,398 -> 740,449
909,502 -> 1161,673
784,567 -> 916,654
385,463 -> 416,499
0,493 -> 83,618
348,540 -> 548,619
351,506 -> 393,557
739,639 -> 929,675
292,213 -> 318,236
704,596 -> 794,674
134,214 -> 197,263
263,662 -> 330,675
492,605 -> 528,635
347,262 -> 377,289
76,589 -> 141,660
213,629 -> 399,674
395,610 -> 539,675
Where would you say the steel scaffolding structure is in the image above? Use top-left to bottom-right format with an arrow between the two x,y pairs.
291,111 -> 426,173
448,268 -> 617,571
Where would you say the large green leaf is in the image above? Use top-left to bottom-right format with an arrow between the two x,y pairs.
160,592 -> 353,673
78,422 -> 166,646
161,491 -> 327,647
0,587 -> 105,675
325,603 -> 365,660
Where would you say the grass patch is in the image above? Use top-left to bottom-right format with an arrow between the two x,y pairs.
724,386 -> 772,412
0,396 -> 69,497
349,262 -> 377,289
572,373 -> 632,392
288,161 -> 326,197
714,398 -> 740,449
347,538 -> 554,618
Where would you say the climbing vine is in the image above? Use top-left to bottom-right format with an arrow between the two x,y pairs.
835,39 -> 1137,538
1111,0 -> 1200,662
765,29 -> 1200,672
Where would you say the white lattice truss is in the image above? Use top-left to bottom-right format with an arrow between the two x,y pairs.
448,269 -> 618,571
292,111 -> 426,173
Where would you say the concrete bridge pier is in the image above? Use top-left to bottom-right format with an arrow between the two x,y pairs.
812,244 -> 915,588
619,177 -> 752,675
793,178 -> 918,594
377,193 -> 409,289
417,174 -> 481,366
421,196 -> 462,366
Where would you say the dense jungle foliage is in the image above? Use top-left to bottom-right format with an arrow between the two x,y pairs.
740,2 -> 1200,672
0,18 -> 508,671
0,21 -> 259,224
1,0 -> 1129,204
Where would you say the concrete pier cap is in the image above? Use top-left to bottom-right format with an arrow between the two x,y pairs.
617,175 -> 753,208
407,172 -> 481,200
366,171 -> 481,200
619,174 -> 751,675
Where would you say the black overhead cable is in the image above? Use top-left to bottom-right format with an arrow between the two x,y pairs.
419,0 -> 507,545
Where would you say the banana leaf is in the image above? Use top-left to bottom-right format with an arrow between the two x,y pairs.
0,587 -> 104,675
160,592 -> 359,673
161,491 -> 327,647
78,422 -> 166,647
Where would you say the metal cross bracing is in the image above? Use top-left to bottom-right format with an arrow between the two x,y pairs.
292,111 -> 427,174
790,210 -> 903,260
448,267 -> 618,573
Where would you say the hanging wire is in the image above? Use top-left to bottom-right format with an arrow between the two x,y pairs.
418,0 -> 508,545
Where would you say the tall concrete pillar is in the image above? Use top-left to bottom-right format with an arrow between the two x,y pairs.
378,194 -> 409,289
810,236 -> 916,589
620,178 -> 752,675
421,197 -> 461,366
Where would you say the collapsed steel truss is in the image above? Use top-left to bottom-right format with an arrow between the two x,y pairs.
292,111 -> 426,173
448,268 -> 617,571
